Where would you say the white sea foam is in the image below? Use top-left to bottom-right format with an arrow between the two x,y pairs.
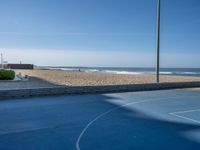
180,72 -> 200,75
160,72 -> 173,75
47,67 -> 78,71
104,70 -> 143,75
84,69 -> 99,73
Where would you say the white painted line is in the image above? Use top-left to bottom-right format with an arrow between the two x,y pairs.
170,109 -> 200,124
170,109 -> 200,114
75,94 -> 200,150
170,113 -> 200,124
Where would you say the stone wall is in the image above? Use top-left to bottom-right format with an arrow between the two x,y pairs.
1,82 -> 200,100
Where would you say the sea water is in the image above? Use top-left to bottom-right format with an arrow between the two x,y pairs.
47,67 -> 200,77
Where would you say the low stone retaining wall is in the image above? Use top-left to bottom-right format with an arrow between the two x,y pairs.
1,82 -> 200,99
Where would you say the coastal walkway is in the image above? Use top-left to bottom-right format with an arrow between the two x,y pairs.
0,88 -> 200,150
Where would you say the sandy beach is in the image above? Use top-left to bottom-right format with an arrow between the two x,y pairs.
14,69 -> 200,86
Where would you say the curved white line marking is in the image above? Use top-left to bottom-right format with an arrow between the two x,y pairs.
76,95 -> 200,150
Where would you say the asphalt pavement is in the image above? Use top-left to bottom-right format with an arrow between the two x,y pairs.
0,88 -> 200,150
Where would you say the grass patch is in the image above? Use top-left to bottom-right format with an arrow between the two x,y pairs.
0,69 -> 15,80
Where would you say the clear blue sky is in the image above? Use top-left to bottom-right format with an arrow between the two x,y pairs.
0,0 -> 200,67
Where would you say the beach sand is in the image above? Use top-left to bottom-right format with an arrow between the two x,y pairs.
14,69 -> 200,86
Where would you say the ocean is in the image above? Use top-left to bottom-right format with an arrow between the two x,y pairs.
46,67 -> 200,77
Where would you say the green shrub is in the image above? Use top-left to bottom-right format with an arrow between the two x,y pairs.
0,69 -> 15,80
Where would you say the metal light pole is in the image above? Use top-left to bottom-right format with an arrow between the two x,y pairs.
0,53 -> 3,69
156,0 -> 161,83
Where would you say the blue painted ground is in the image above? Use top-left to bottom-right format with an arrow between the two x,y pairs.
0,88 -> 200,150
